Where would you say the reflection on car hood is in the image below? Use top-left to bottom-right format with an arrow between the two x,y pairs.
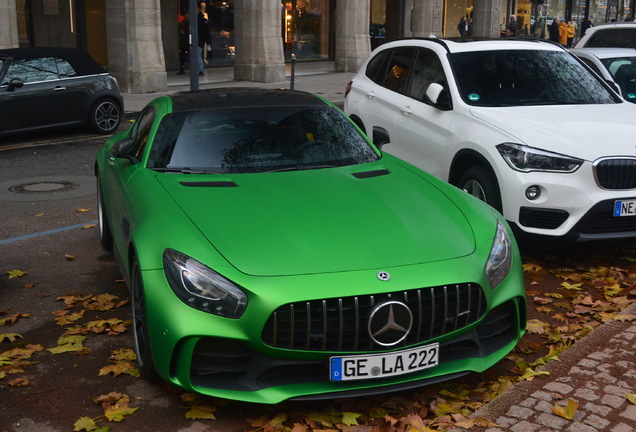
470,104 -> 636,161
156,163 -> 475,276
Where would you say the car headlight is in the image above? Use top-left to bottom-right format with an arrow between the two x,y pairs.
485,222 -> 512,289
497,143 -> 583,173
163,249 -> 247,318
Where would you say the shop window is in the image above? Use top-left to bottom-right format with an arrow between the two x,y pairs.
283,0 -> 330,61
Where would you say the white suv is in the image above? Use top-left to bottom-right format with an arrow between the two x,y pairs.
345,38 -> 636,241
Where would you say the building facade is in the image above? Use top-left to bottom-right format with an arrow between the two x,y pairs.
1,0 -> 633,94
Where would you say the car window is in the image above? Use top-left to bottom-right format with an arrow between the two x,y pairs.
3,57 -> 60,84
578,57 -> 603,76
382,48 -> 416,94
603,59 -> 636,101
451,49 -> 618,106
127,107 -> 155,160
406,48 -> 447,105
147,106 -> 379,173
585,28 -> 636,48
365,49 -> 391,85
56,58 -> 77,79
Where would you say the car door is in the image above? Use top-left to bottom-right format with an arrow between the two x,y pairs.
103,107 -> 156,261
0,56 -> 69,133
55,57 -> 89,124
386,48 -> 454,180
354,47 -> 417,149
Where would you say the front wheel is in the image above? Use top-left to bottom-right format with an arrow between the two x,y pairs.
89,99 -> 122,134
458,165 -> 503,214
131,259 -> 159,380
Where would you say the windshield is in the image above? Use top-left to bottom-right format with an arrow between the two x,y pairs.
451,49 -> 618,107
601,57 -> 636,102
147,105 -> 379,173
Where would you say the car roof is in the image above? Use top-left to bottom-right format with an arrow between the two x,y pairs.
0,47 -> 107,76
571,47 -> 636,59
376,37 -> 565,54
169,88 -> 328,112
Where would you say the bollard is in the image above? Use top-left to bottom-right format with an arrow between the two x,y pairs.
290,54 -> 296,90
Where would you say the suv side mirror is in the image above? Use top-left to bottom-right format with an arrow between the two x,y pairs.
426,83 -> 452,110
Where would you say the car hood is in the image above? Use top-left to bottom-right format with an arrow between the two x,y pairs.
156,164 -> 476,276
469,104 -> 636,161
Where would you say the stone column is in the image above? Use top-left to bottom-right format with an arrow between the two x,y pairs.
472,0 -> 501,38
106,0 -> 167,93
411,0 -> 444,38
0,0 -> 19,49
334,0 -> 371,72
234,0 -> 285,83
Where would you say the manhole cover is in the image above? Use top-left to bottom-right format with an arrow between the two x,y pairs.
9,181 -> 78,194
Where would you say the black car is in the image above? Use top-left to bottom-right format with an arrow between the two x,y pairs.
0,47 -> 123,136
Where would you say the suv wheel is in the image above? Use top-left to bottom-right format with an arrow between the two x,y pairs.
458,165 -> 503,214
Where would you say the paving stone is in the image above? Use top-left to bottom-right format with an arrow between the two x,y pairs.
544,382 -> 574,395
602,394 -> 627,409
531,391 -> 554,401
604,384 -> 632,397
535,400 -> 555,414
577,359 -> 599,368
510,421 -> 541,432
536,413 -> 569,429
584,401 -> 612,417
584,413 -> 611,429
574,388 -> 600,401
569,366 -> 596,376
507,405 -> 534,419
566,422 -> 598,432
620,404 -> 636,421
495,416 -> 517,428
519,397 -> 538,408
610,423 -> 636,432
588,351 -> 612,361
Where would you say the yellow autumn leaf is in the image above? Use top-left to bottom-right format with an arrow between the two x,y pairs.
614,314 -> 636,322
0,333 -> 22,343
82,224 -> 97,229
522,263 -> 543,272
73,416 -> 98,431
76,208 -> 90,212
626,394 -> 636,404
561,282 -> 582,290
551,399 -> 579,420
6,270 -> 27,279
526,319 -> 547,334
185,404 -> 217,420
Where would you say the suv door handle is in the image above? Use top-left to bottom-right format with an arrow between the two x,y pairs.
400,106 -> 412,115
53,86 -> 66,91
365,90 -> 375,98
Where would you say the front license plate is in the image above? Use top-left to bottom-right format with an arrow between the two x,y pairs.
330,343 -> 439,381
614,200 -> 636,217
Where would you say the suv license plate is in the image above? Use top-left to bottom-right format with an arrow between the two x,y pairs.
330,343 -> 439,381
614,200 -> 636,217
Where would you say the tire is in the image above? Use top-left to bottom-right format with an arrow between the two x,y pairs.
89,99 -> 122,134
458,165 -> 503,214
131,258 -> 159,380
97,176 -> 113,252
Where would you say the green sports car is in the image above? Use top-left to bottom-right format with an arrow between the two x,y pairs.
95,88 -> 526,404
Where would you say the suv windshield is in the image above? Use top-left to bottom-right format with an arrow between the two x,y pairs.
451,49 -> 618,107
148,106 -> 379,173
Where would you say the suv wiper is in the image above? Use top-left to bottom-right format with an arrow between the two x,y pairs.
151,167 -> 221,174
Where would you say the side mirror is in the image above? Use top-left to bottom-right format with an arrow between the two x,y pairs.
111,138 -> 137,163
7,78 -> 24,92
372,126 -> 390,150
426,83 -> 452,110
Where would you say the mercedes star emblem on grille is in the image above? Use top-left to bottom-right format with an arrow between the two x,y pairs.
377,271 -> 391,281
367,300 -> 413,346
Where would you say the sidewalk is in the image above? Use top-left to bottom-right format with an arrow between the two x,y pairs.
122,61 -> 354,114
452,301 -> 636,432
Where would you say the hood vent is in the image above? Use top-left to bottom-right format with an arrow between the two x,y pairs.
180,181 -> 238,188
352,169 -> 390,179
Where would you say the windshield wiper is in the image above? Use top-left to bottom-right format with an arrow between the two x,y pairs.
151,167 -> 221,174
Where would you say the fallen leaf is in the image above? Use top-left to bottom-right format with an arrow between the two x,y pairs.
6,270 -> 27,279
8,377 -> 29,386
626,394 -> 636,404
76,208 -> 90,213
0,333 -> 23,343
73,416 -> 98,431
64,254 -> 77,261
552,399 -> 579,420
82,224 -> 97,229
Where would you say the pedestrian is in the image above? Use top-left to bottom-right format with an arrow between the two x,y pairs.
177,12 -> 189,75
508,14 -> 520,36
197,2 -> 211,76
504,25 -> 517,37
581,18 -> 593,37
559,20 -> 568,47
549,17 -> 560,42
567,20 -> 576,48
458,16 -> 468,37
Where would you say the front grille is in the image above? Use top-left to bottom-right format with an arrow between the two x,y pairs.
519,207 -> 569,229
261,283 -> 486,352
595,158 -> 636,190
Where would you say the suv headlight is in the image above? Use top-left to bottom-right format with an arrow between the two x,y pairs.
485,222 -> 512,289
497,143 -> 583,173
163,249 -> 247,318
